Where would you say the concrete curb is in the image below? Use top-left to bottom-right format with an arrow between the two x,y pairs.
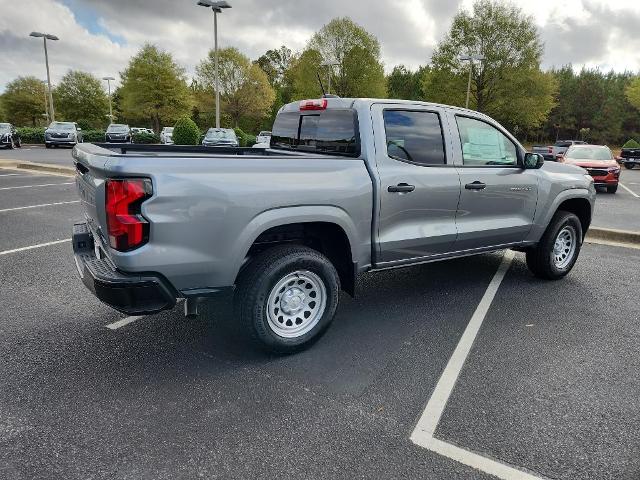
0,159 -> 74,176
586,227 -> 640,247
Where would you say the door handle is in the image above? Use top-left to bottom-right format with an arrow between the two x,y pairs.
388,183 -> 415,193
465,181 -> 486,190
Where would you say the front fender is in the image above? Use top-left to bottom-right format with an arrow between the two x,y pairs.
526,187 -> 595,243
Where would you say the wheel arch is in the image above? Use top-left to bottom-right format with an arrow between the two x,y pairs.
231,206 -> 360,296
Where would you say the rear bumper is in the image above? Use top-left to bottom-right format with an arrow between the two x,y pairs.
72,223 -> 177,315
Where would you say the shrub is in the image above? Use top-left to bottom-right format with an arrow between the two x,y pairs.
16,127 -> 45,144
83,130 -> 106,142
132,132 -> 160,144
622,139 -> 640,149
234,127 -> 256,147
172,116 -> 200,145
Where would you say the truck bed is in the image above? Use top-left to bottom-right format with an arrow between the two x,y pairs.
72,142 -> 374,295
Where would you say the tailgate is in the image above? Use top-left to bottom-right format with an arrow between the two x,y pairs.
72,144 -> 112,245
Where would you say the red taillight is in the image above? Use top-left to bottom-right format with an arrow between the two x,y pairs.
105,178 -> 152,251
300,98 -> 328,111
548,147 -> 553,153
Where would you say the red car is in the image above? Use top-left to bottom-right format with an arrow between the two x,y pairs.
558,145 -> 621,193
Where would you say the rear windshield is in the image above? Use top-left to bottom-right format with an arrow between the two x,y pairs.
271,110 -> 360,157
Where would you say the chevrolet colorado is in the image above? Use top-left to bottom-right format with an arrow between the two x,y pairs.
72,98 -> 596,353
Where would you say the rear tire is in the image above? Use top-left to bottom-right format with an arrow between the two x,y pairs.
624,163 -> 635,170
235,245 -> 340,354
45,143 -> 51,149
607,185 -> 618,194
526,211 -> 583,280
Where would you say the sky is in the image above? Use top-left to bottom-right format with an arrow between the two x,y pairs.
1,0 -> 639,92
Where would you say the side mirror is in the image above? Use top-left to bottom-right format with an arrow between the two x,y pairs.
523,152 -> 544,169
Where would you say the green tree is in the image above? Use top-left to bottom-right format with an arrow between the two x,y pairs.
290,17 -> 387,99
0,96 -> 6,122
1,76 -> 46,126
119,44 -> 193,132
425,0 -> 556,131
626,77 -> 640,112
387,65 -> 430,100
255,46 -> 293,88
53,70 -> 109,129
196,47 -> 275,129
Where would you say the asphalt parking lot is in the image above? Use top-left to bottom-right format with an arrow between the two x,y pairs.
1,153 -> 639,479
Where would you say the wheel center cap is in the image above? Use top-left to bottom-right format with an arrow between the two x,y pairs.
281,288 -> 305,314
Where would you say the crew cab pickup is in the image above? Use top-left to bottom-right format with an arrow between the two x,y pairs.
72,98 -> 596,353
620,146 -> 640,170
532,140 -> 587,161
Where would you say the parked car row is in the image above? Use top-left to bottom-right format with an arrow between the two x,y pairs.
532,140 -> 587,160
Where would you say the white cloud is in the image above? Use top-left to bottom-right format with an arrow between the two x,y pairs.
1,0 -> 639,93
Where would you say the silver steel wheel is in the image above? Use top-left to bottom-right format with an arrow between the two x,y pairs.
266,270 -> 327,339
552,226 -> 577,269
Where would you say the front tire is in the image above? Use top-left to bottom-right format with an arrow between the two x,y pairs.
235,245 -> 340,354
526,211 -> 583,280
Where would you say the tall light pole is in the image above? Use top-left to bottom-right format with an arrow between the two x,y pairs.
42,80 -> 50,124
102,76 -> 115,122
458,54 -> 485,110
197,0 -> 232,128
320,60 -> 339,95
30,32 -> 59,122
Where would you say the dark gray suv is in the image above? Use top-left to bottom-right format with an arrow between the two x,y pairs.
45,122 -> 83,148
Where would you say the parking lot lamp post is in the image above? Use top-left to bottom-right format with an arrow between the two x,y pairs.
196,0 -> 232,129
102,76 -> 115,122
458,54 -> 485,110
30,32 -> 58,122
42,80 -> 50,124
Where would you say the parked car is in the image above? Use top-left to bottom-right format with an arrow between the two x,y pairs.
72,97 -> 595,353
202,128 -> 239,147
44,121 -> 83,148
620,145 -> 640,170
0,123 -> 21,149
256,130 -> 272,144
160,127 -> 174,144
532,140 -> 587,161
104,124 -> 132,143
131,127 -> 154,135
557,144 -> 620,193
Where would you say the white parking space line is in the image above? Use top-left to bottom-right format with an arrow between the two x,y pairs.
0,201 -> 80,213
619,183 -> 639,198
0,182 -> 73,191
0,239 -> 70,256
106,316 -> 145,330
0,173 -> 25,177
410,251 -> 544,480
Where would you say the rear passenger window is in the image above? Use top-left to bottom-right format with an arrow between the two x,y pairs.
383,110 -> 445,166
456,116 -> 518,166
271,110 -> 360,157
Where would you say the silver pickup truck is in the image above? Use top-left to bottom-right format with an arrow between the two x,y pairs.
72,98 -> 596,353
